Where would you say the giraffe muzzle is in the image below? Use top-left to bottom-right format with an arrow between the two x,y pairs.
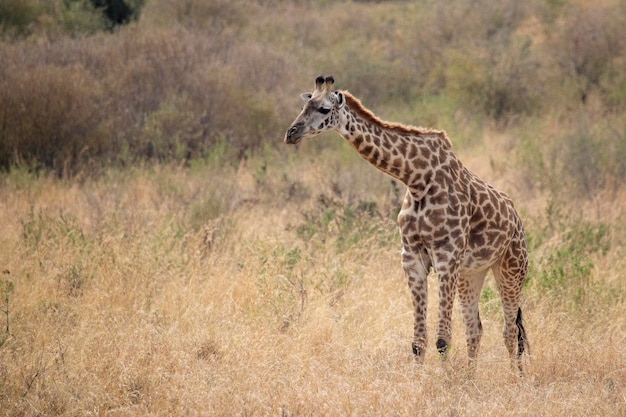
285,124 -> 304,144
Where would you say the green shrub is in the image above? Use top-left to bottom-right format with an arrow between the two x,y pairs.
0,0 -> 42,38
20,207 -> 89,252
59,0 -> 108,35
1,0 -> 144,38
526,201 -> 610,308
293,191 -> 395,253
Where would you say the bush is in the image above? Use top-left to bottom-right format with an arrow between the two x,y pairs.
0,0 -> 144,38
0,22 -> 289,175
526,201 -> 610,308
443,34 -> 544,120
516,114 -> 626,199
0,63 -> 105,176
0,0 -> 625,183
0,0 -> 42,38
544,4 -> 626,106
293,191 -> 396,253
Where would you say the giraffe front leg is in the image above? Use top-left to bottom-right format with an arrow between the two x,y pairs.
402,247 -> 430,363
435,283 -> 454,359
433,255 -> 460,361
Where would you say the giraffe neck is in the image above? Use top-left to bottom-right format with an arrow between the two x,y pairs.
336,92 -> 454,198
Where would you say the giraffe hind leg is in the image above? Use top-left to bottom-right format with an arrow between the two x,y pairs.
457,270 -> 488,365
492,265 -> 525,374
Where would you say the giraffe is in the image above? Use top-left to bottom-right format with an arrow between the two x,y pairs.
284,76 -> 529,373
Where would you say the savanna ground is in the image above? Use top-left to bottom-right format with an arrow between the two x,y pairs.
1,0 -> 625,416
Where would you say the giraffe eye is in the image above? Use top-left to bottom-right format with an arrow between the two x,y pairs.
318,107 -> 331,115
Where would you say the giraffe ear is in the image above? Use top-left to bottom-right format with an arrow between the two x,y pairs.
300,92 -> 313,103
335,91 -> 345,109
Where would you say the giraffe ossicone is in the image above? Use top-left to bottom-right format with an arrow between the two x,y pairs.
285,75 -> 529,374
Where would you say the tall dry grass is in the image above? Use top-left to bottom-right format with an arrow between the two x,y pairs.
0,145 -> 624,416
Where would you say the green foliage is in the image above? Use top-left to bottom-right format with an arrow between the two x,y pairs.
0,0 -> 42,38
59,0 -> 108,35
294,192 -> 395,253
480,284 -> 495,302
0,0 -> 145,38
479,284 -> 501,316
537,245 -> 593,304
526,200 -> 611,308
20,207 -> 88,252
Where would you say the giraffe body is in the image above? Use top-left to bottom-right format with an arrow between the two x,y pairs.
285,76 -> 528,372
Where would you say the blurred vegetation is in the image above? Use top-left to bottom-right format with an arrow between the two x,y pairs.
0,0 -> 624,197
0,0 -> 144,37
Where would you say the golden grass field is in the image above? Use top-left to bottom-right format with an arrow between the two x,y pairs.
1,0 -> 625,415
0,138 -> 624,416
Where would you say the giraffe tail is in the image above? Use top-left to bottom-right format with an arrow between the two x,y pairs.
516,308 -> 529,357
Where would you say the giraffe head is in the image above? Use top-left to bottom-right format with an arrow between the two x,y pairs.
284,75 -> 345,144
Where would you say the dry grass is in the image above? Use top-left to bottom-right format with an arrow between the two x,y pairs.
1,1 -> 625,415
0,148 -> 624,416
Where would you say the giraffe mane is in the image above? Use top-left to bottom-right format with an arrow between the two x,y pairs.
341,91 -> 452,150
